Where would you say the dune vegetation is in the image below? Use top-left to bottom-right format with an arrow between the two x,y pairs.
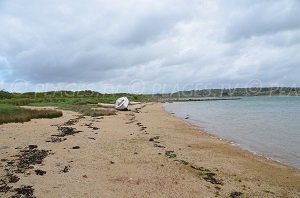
0,104 -> 63,125
0,90 -> 151,124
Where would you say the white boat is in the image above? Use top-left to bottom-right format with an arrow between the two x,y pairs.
115,97 -> 129,110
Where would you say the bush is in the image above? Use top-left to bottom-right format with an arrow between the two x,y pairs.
0,90 -> 13,99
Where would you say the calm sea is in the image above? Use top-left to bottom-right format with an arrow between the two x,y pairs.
164,96 -> 300,168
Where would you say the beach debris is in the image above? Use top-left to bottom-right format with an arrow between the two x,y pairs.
13,146 -> 50,173
28,145 -> 38,150
229,191 -> 243,198
134,152 -> 138,155
174,160 -> 189,165
151,137 -> 164,148
115,97 -> 129,111
202,172 -> 223,185
133,105 -> 146,113
85,123 -> 93,127
56,126 -> 81,137
215,186 -> 221,191
190,165 -> 223,185
84,123 -> 99,130
153,144 -> 166,148
149,136 -> 160,141
110,161 -> 115,164
136,122 -> 143,126
0,146 -> 50,197
8,174 -> 20,183
61,165 -> 71,173
13,185 -> 35,198
82,175 -> 88,178
165,151 -> 177,158
46,136 -> 67,143
72,146 -> 80,149
64,116 -> 84,126
263,190 -> 274,194
35,169 -> 46,176
190,165 -> 206,171
88,137 -> 96,140
0,180 -> 11,193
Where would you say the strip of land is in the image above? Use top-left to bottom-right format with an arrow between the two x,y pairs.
0,103 -> 299,197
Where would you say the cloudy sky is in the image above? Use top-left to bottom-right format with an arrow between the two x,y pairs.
0,0 -> 299,93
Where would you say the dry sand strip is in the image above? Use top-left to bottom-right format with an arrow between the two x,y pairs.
0,103 -> 299,198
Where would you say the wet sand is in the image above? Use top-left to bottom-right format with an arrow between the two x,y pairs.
0,103 -> 299,197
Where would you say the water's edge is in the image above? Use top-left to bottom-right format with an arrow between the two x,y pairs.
162,103 -> 299,170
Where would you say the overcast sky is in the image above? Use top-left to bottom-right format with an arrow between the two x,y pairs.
0,0 -> 300,93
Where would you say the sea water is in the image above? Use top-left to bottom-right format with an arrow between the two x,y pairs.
164,96 -> 300,168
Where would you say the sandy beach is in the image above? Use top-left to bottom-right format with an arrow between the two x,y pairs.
0,103 -> 299,198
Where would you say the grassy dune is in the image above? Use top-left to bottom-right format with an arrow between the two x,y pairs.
0,104 -> 63,125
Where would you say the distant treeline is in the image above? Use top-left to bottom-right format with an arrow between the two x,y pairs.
1,87 -> 299,102
166,87 -> 300,98
0,90 -> 146,99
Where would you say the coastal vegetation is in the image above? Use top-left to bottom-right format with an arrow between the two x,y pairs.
0,104 -> 63,125
0,90 -> 149,124
1,87 -> 299,124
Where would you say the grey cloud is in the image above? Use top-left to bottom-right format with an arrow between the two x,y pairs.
0,0 -> 299,93
224,0 -> 300,41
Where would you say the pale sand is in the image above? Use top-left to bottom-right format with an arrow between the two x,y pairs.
0,103 -> 299,197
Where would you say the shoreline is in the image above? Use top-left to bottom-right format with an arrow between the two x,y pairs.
164,103 -> 300,169
162,100 -> 300,171
162,104 -> 298,170
0,103 -> 299,197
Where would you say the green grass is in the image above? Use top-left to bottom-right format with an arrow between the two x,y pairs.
0,91 -> 154,124
0,104 -> 63,125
